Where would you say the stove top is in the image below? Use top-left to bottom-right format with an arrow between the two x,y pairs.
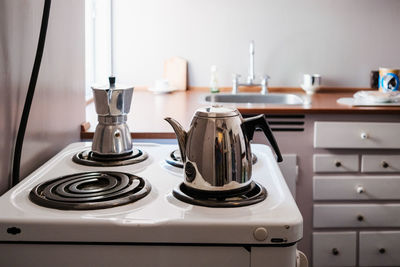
0,142 -> 302,245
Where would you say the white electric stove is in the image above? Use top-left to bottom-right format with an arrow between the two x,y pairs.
0,142 -> 304,267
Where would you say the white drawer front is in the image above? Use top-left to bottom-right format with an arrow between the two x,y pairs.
313,154 -> 359,173
314,204 -> 400,228
314,122 -> 400,149
313,232 -> 356,267
359,231 -> 400,267
361,155 -> 400,173
0,244 -> 250,267
313,176 -> 400,200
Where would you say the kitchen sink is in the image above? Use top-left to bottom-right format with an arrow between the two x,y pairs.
204,93 -> 304,105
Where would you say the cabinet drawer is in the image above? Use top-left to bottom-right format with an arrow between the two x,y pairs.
314,204 -> 400,228
314,122 -> 400,149
313,176 -> 400,200
359,231 -> 400,266
361,155 -> 400,173
313,232 -> 356,267
313,154 -> 358,173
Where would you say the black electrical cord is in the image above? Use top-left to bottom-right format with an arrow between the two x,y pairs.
11,0 -> 51,188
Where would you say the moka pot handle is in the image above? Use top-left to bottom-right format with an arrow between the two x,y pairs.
242,114 -> 283,162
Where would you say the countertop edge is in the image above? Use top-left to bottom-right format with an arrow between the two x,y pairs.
82,88 -> 400,139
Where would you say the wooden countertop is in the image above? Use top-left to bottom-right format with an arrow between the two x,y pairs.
82,87 -> 400,139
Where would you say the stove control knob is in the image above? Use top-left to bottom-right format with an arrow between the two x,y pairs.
253,227 -> 268,241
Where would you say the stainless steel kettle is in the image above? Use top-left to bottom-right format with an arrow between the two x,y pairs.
165,105 -> 282,192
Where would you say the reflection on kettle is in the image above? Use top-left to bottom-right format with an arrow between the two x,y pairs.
165,105 -> 282,192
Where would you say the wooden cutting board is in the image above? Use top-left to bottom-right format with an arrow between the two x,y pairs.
163,57 -> 188,91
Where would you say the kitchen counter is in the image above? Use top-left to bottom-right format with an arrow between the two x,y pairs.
82,87 -> 400,139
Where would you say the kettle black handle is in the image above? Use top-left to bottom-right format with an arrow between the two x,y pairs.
242,114 -> 283,162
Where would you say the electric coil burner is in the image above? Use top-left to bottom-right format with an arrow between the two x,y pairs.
29,171 -> 151,210
72,148 -> 148,166
166,149 -> 258,168
173,181 -> 267,208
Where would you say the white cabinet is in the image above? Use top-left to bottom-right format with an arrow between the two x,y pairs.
313,154 -> 359,173
359,231 -> 400,267
313,231 -> 400,267
361,155 -> 400,173
313,232 -> 356,267
314,204 -> 400,228
313,121 -> 400,267
313,176 -> 400,200
314,122 -> 400,149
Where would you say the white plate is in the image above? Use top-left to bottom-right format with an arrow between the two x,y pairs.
337,97 -> 400,107
148,87 -> 176,94
353,90 -> 400,103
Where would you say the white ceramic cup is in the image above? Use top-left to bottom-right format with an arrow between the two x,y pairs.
154,79 -> 170,91
303,74 -> 321,87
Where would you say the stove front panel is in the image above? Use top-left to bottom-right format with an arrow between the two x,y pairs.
0,243 -> 297,267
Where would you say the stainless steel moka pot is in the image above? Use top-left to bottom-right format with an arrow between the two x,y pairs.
92,77 -> 134,156
165,106 -> 282,192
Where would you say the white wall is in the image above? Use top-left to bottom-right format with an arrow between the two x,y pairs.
110,0 -> 400,87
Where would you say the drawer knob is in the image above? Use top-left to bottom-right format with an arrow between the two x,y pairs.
379,248 -> 386,254
357,214 -> 364,221
360,132 -> 369,139
356,185 -> 365,194
382,161 -> 389,168
331,248 -> 339,255
335,161 -> 342,167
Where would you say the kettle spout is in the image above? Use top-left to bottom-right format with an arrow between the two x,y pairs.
164,117 -> 187,161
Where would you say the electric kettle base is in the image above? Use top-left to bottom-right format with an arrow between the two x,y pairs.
172,181 -> 267,208
72,148 -> 148,167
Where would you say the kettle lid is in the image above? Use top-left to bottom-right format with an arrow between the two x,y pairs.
195,105 -> 239,118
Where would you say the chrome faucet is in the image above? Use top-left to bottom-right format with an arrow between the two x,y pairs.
247,40 -> 255,84
232,41 -> 270,95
